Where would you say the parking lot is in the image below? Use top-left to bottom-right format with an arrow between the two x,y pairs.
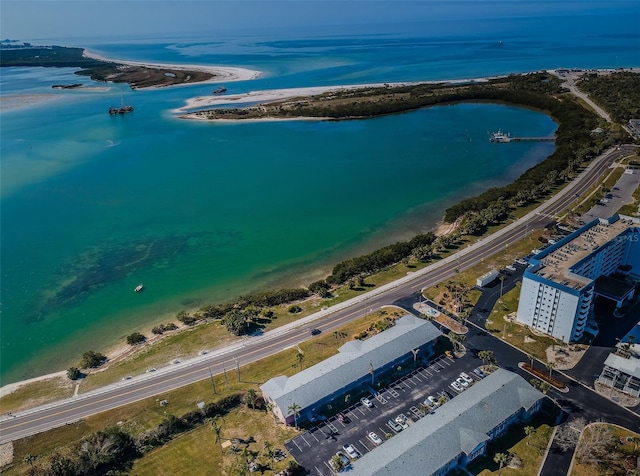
284,352 -> 486,475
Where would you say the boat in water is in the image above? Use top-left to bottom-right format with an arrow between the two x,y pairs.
212,86 -> 227,95
109,89 -> 134,115
490,130 -> 511,143
134,283 -> 144,292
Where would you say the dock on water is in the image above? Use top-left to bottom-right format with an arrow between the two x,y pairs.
490,131 -> 554,143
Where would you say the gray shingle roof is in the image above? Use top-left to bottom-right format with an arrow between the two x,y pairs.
349,368 -> 544,476
260,314 -> 441,416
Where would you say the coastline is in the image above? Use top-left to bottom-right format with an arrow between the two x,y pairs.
174,77 -> 493,114
82,49 -> 262,87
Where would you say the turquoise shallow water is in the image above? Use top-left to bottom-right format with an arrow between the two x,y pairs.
1,3 -> 638,383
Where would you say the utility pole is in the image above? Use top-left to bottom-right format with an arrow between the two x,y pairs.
208,367 -> 217,395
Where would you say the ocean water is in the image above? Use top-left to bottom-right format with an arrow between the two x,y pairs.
1,4 -> 638,383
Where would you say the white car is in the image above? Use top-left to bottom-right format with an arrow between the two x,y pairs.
451,380 -> 464,392
459,372 -> 474,384
395,414 -> 409,429
425,395 -> 439,407
343,444 -> 360,459
360,397 -> 373,408
368,431 -> 383,445
456,377 -> 469,388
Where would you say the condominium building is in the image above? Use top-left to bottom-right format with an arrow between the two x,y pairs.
516,215 -> 640,343
598,321 -> 640,397
260,314 -> 441,426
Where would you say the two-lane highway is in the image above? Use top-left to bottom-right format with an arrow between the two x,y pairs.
0,145 -> 632,444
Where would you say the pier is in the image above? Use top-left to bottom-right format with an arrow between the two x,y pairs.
490,131 -> 555,143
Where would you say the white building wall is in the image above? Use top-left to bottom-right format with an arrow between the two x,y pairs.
516,277 -> 580,343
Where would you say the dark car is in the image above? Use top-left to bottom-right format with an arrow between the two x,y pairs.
310,328 -> 321,336
337,413 -> 350,423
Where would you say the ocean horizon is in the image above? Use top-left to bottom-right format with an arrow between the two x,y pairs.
1,3 -> 639,384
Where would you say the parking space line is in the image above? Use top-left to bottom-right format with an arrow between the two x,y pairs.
327,422 -> 338,433
290,437 -> 304,452
388,388 -> 399,398
375,394 -> 388,404
301,434 -> 314,447
420,368 -> 432,377
411,372 -> 423,382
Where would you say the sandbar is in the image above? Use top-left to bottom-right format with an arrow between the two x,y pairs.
83,49 -> 261,87
174,78 -> 491,114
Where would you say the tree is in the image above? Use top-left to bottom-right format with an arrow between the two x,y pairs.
210,418 -> 223,453
80,350 -> 107,369
555,417 -> 586,452
546,361 -> 556,377
245,389 -> 257,410
448,332 -> 466,353
330,454 -> 344,471
575,423 -> 616,465
126,332 -> 146,345
525,425 -> 535,446
287,402 -> 301,429
494,452 -> 509,475
478,350 -> 493,367
67,367 -> 82,380
263,441 -> 275,470
296,349 -> 305,371
222,309 -> 248,335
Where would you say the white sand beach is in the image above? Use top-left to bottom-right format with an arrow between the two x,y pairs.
174,77 -> 493,113
82,49 -> 261,86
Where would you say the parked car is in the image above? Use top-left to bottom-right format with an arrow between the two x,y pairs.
343,444 -> 360,459
395,414 -> 409,429
459,372 -> 474,384
387,418 -> 403,432
360,397 -> 373,408
368,431 -> 383,445
337,413 -> 349,424
505,265 -> 516,272
456,377 -> 469,388
473,367 -> 486,378
425,395 -> 439,407
451,380 -> 464,392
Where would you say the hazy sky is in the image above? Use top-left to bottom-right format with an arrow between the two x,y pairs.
1,1 -> 630,43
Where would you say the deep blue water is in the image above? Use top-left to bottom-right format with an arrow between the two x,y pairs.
1,3 -> 638,383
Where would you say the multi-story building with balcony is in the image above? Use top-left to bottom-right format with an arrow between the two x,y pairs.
516,215 -> 640,343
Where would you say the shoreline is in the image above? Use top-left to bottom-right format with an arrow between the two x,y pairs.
82,49 -> 262,87
173,77 -> 494,114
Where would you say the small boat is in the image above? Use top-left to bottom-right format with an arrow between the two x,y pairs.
490,130 -> 511,143
109,89 -> 134,115
212,86 -> 227,95
134,283 -> 144,292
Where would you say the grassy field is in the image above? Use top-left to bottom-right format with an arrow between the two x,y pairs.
3,308 -> 403,475
467,404 -> 557,476
130,407 -> 298,476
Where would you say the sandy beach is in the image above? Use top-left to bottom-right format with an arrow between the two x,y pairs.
173,76 -> 495,115
82,49 -> 261,86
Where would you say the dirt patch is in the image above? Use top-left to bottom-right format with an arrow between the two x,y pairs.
0,442 -> 13,467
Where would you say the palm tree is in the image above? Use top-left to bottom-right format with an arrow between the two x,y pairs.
494,452 -> 509,475
546,361 -> 556,377
448,332 -> 466,353
478,350 -> 492,367
296,349 -> 305,371
526,352 -> 535,368
245,388 -> 257,409
525,425 -> 535,446
210,418 -> 223,453
263,441 -> 275,470
287,402 -> 301,429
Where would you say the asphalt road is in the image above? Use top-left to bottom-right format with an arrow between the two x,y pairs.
0,145 -> 634,445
